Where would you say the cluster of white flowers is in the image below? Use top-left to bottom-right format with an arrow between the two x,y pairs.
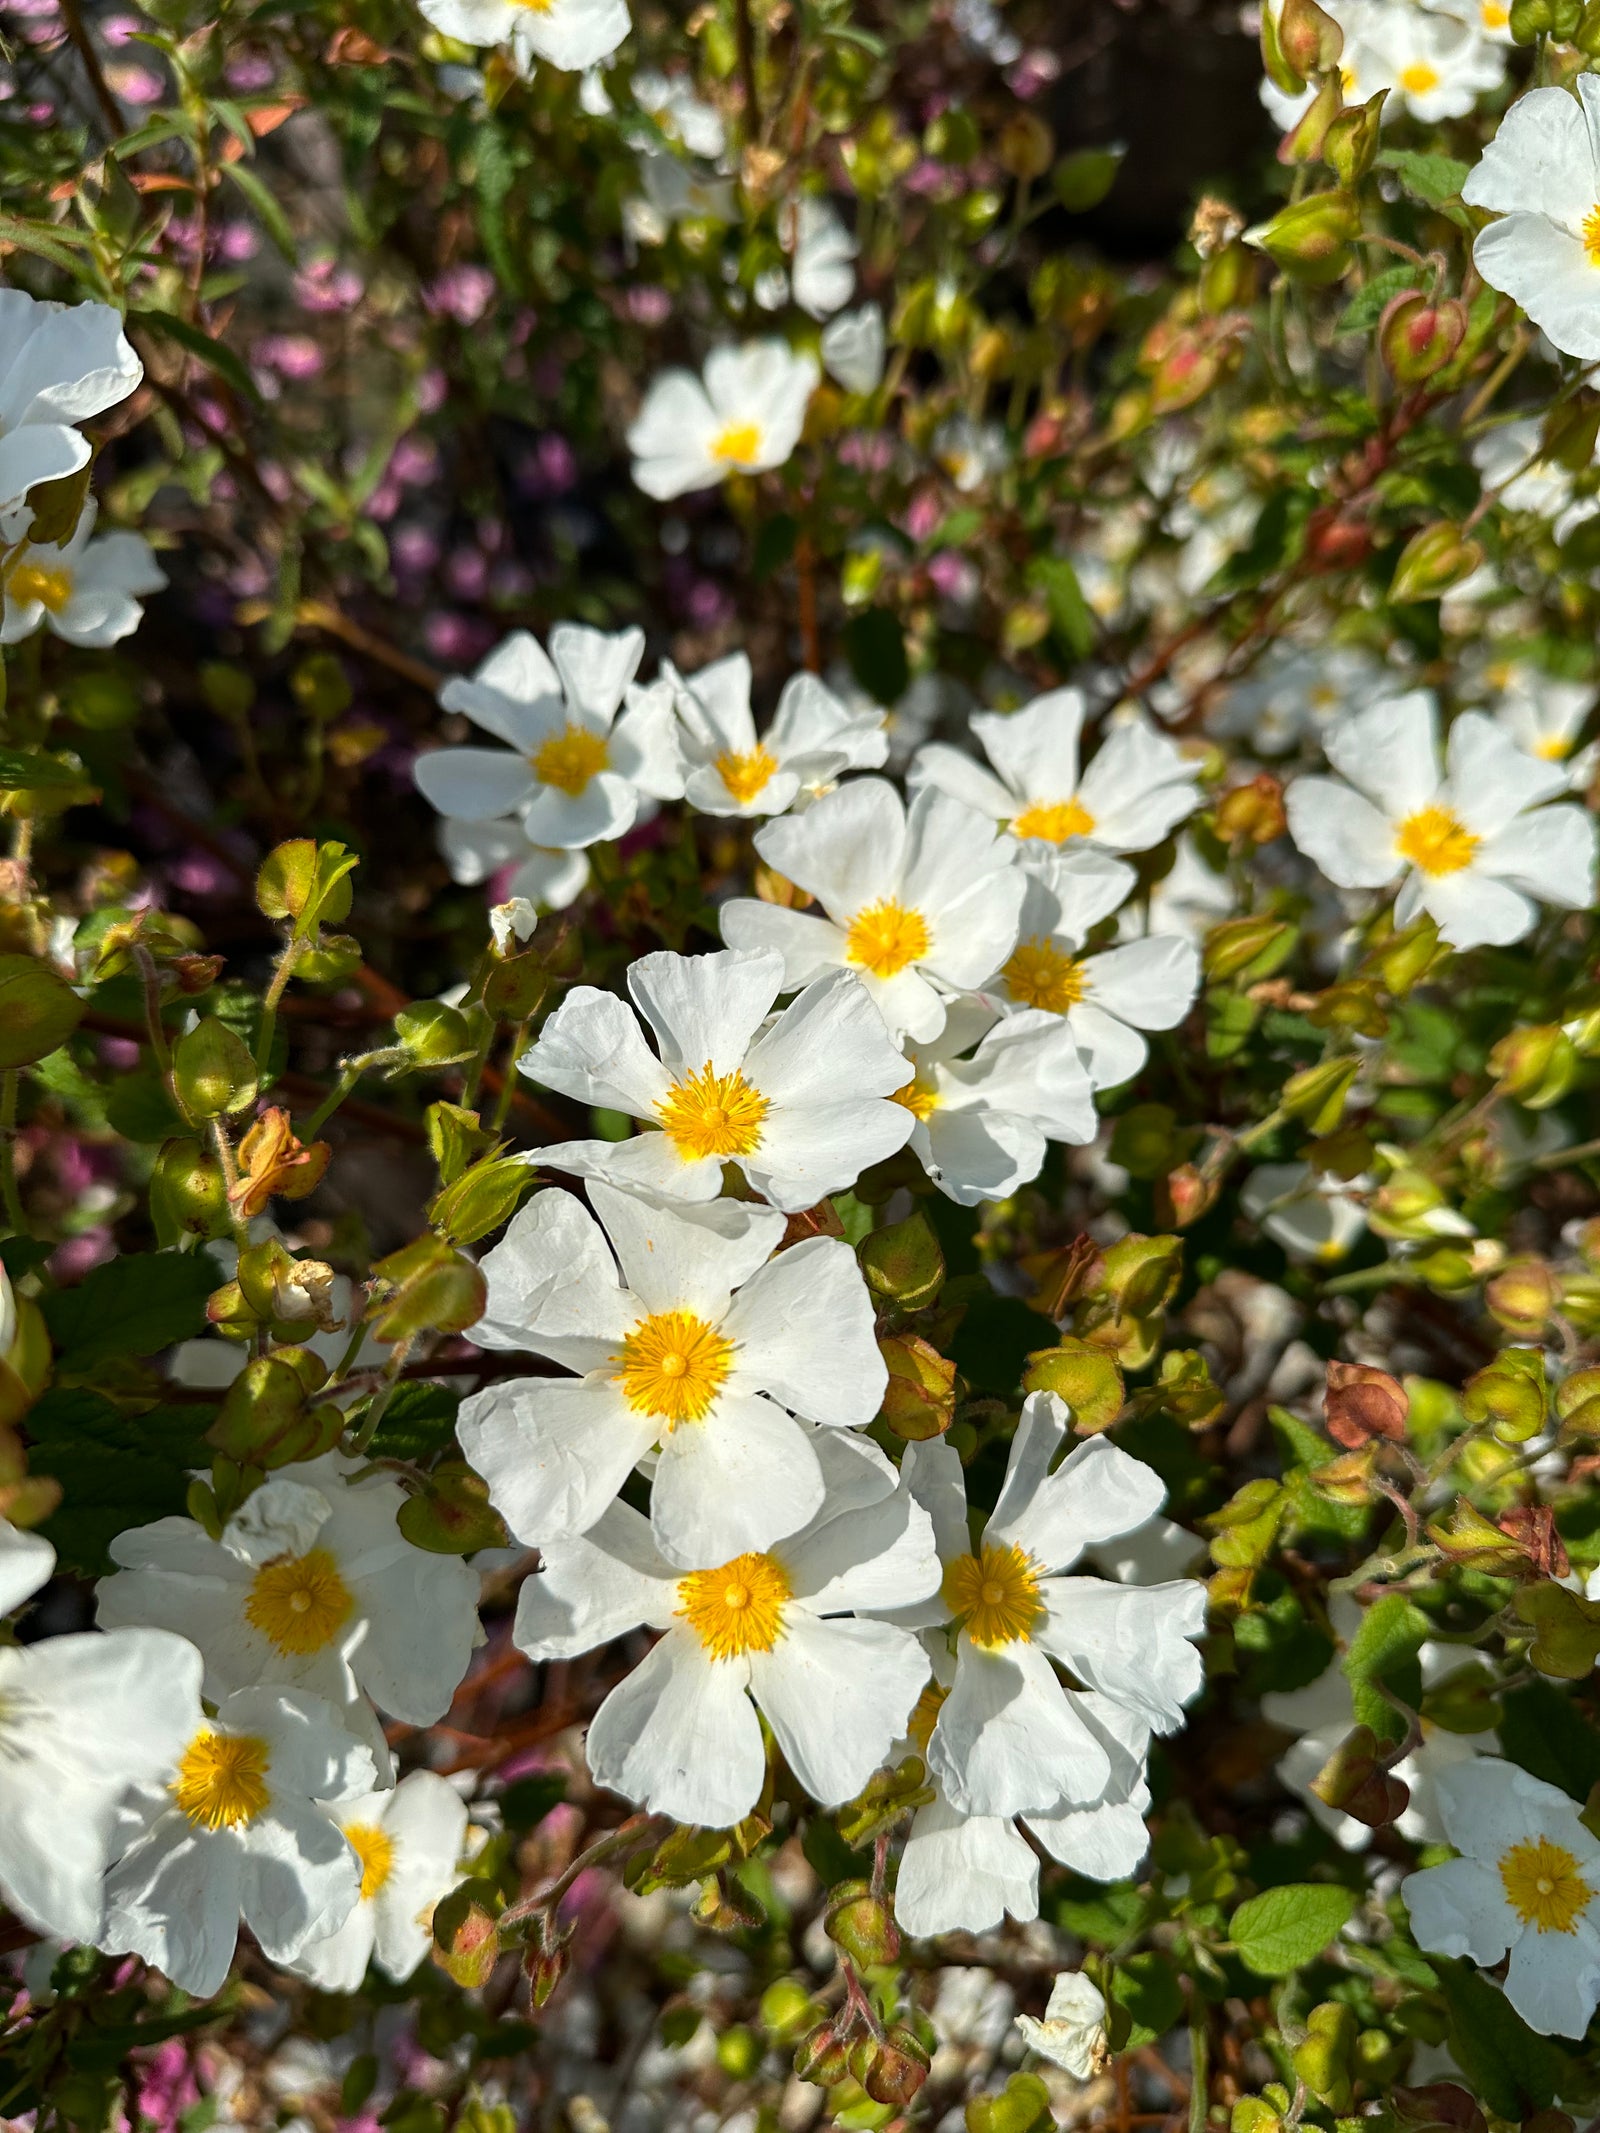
1,1450 -> 474,1997
0,289 -> 164,649
1260,0 -> 1506,133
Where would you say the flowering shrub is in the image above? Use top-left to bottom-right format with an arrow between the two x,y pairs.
5,0 -> 1600,2124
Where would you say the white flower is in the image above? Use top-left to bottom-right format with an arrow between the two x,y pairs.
417,0 -> 629,72
415,624 -> 683,851
668,652 -> 887,816
1241,1162 -> 1369,1262
1142,831 -> 1235,942
910,689 -> 1201,858
438,818 -> 590,913
1284,691 -> 1597,949
287,1771 -> 468,1991
932,415 -> 1009,493
1438,0 -> 1514,40
1358,4 -> 1503,122
518,947 -> 913,1210
1015,1972 -> 1110,2081
1208,643 -> 1393,756
627,342 -> 818,500
511,1464 -> 940,1826
633,68 -> 726,158
1463,76 -> 1600,361
821,304 -> 886,395
889,1394 -> 1207,1820
0,1513 -> 54,1616
990,848 -> 1200,1089
785,197 -> 856,319
102,1686 -> 376,1999
459,1179 -> 887,1563
1471,418 -> 1590,537
1488,661 -> 1596,787
1264,1606 -> 1480,1852
98,1452 -> 481,1737
891,997 -> 1096,1207
0,290 -> 143,523
721,777 -> 1027,1042
1403,1759 -> 1600,2038
0,1547 -> 202,1943
0,499 -> 165,647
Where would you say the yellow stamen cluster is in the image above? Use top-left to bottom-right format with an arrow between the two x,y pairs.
677,1550 -> 792,1659
657,1062 -> 770,1162
9,561 -> 72,613
613,1309 -> 734,1426
1399,61 -> 1439,94
907,1679 -> 950,1753
1500,1837 -> 1593,1934
711,422 -> 763,466
1394,804 -> 1479,878
942,1542 -> 1046,1648
845,899 -> 931,978
1584,205 -> 1600,266
1002,939 -> 1087,1015
245,1548 -> 355,1657
715,745 -> 779,804
1012,797 -> 1096,844
533,723 -> 609,796
347,1821 -> 397,1900
174,1729 -> 272,1830
890,1077 -> 940,1121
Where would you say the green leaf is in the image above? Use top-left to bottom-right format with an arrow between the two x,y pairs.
1436,1957 -> 1569,2116
220,160 -> 296,260
132,307 -> 261,405
1052,1884 -> 1147,1944
1205,489 -> 1311,597
1334,264 -> 1420,337
1228,1884 -> 1356,1975
1498,1679 -> 1600,1802
42,1250 -> 219,1372
368,1379 -> 462,1460
842,608 -> 908,706
104,1071 -> 186,1144
25,1388 -> 213,1574
1111,1952 -> 1182,2048
1342,1592 -> 1428,1745
1376,148 -> 1471,208
753,513 -> 798,580
498,1772 -> 568,1834
0,748 -> 88,791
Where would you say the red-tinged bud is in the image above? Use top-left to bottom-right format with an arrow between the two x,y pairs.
1324,1359 -> 1408,1448
793,2024 -> 850,2087
1309,1722 -> 1411,1827
1215,773 -> 1288,847
1388,522 -> 1483,605
1485,1256 -> 1561,1338
1488,1023 -> 1578,1108
823,1879 -> 900,1968
1247,191 -> 1359,285
1278,0 -> 1344,74
858,2028 -> 932,2108
1557,1366 -> 1600,1440
1304,505 -> 1374,570
1390,2086 -> 1487,2133
1162,1162 -> 1221,1230
431,1881 -> 503,1988
1261,0 -> 1306,92
1378,293 -> 1467,384
1279,71 -> 1342,166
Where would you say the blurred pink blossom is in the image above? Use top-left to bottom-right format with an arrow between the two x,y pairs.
425,265 -> 496,326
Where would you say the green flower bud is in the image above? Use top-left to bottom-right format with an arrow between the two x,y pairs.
395,1000 -> 475,1066
1202,915 -> 1298,983
1485,1257 -> 1561,1338
484,950 -> 550,1023
429,1152 -> 536,1248
1100,1231 -> 1183,1318
858,1210 -> 944,1310
715,2026 -> 762,2079
794,2024 -> 850,2087
823,1879 -> 900,1968
1246,191 -> 1359,285
1292,2001 -> 1356,2110
152,1139 -> 233,1240
877,1332 -> 956,1440
370,1236 -> 487,1339
1509,0 -> 1554,39
172,1015 -> 259,1121
1379,293 -> 1467,384
965,2073 -> 1054,2133
1322,89 -> 1388,184
1281,1053 -> 1361,1134
1557,1366 -> 1600,1439
295,933 -> 364,987
1278,0 -> 1344,73
1389,522 -> 1484,605
1022,1340 -> 1125,1432
396,1461 -> 508,1554
1488,1023 -> 1579,1108
0,954 -> 83,1068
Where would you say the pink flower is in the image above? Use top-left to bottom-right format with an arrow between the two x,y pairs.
902,487 -> 941,543
294,255 -> 364,313
255,333 -> 324,380
626,286 -> 672,326
391,434 -> 440,486
425,264 -> 496,326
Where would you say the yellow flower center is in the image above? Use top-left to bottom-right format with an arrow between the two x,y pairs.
1394,804 -> 1479,878
907,1679 -> 950,1753
174,1729 -> 271,1831
1012,797 -> 1096,844
845,899 -> 931,978
510,0 -> 554,11
711,421 -> 763,466
1500,1837 -> 1593,1934
613,1309 -> 734,1426
677,1550 -> 792,1660
942,1542 -> 1046,1649
1584,205 -> 1600,266
891,1076 -> 940,1121
1482,0 -> 1508,21
1003,938 -> 1087,1014
657,1060 -> 770,1162
8,560 -> 72,612
715,745 -> 779,803
1400,61 -> 1439,94
1536,734 -> 1572,761
532,723 -> 609,797
347,1821 -> 397,1900
244,1548 -> 355,1657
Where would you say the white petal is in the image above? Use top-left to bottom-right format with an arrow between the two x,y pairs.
1285,776 -> 1399,888
907,742 -> 1018,821
1036,1579 -> 1207,1733
520,985 -> 674,1117
587,1629 -> 765,1825
1402,1855 -> 1520,1967
459,1377 -> 654,1545
1478,804 -> 1597,909
1504,1914 -> 1600,2038
1460,78 -> 1597,222
753,776 -> 907,916
894,1796 -> 1039,1937
590,1178 -> 784,1317
749,1613 -> 929,1803
782,1481 -> 942,1615
1082,935 -> 1199,1032
989,1408 -> 1167,1570
628,947 -> 781,1073
514,1503 -> 677,1658
929,1638 -> 1112,1818
0,1517 -> 54,1614
548,622 -> 645,726
650,1395 -> 824,1565
1323,692 -> 1441,813
474,1187 -> 631,1361
720,900 -> 851,989
1474,215 -> 1600,360
102,1812 -> 243,1999
414,746 -> 535,823
721,1235 -> 885,1425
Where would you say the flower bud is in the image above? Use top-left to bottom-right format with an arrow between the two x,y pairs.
1322,89 -> 1387,184
1203,915 -> 1298,983
152,1138 -> 233,1240
200,661 -> 255,721
483,951 -> 549,1024
1022,1340 -> 1125,1432
395,999 -> 475,1066
1293,2002 -> 1356,2111
858,2028 -> 931,2108
1485,1256 -> 1561,1338
1309,1723 -> 1411,1828
289,651 -> 353,722
1426,1496 -> 1536,1575
1378,293 -> 1467,384
1100,1231 -> 1183,1318
204,1280 -> 260,1341
823,1879 -> 900,1968
172,1015 -> 259,1122
998,113 -> 1053,179
858,1210 -> 944,1311
793,2024 -> 850,2087
206,1355 -> 322,1468
1278,72 -> 1342,167
370,1236 -> 487,1340
1509,0 -> 1553,37
1488,1023 -> 1578,1108
429,1153 -> 536,1248
0,953 -> 83,1068
432,1881 -> 504,1988
877,1332 -> 956,1440
1214,774 -> 1287,847
1388,522 -> 1484,605
295,933 -> 364,987
1556,1366 -> 1600,1439
1246,191 -> 1359,285
231,1108 -> 331,1220
966,2073 -> 1054,2133
1278,0 -> 1344,73
716,2025 -> 762,2079
1370,915 -> 1445,996
1461,1349 -> 1547,1444
1324,1359 -> 1408,1447
1412,1244 -> 1478,1293
397,1461 -> 508,1554
1282,1054 -> 1361,1135
238,1239 -> 341,1335
1260,0 -> 1306,91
